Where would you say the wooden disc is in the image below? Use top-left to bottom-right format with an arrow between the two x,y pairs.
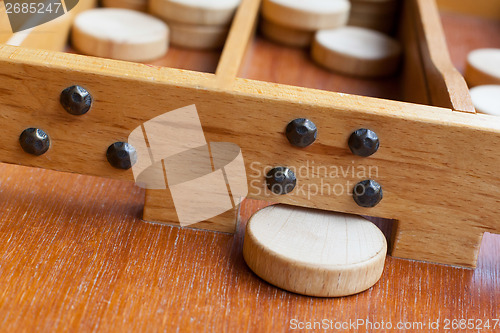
469,85 -> 500,116
350,6 -> 398,20
149,0 -> 241,26
167,21 -> 229,50
465,48 -> 500,87
348,0 -> 398,33
348,14 -> 397,33
349,0 -> 398,16
72,8 -> 169,62
243,205 -> 387,297
102,0 -> 148,12
260,18 -> 313,48
311,26 -> 401,77
261,0 -> 350,31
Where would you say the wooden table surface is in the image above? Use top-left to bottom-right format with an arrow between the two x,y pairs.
0,11 -> 499,333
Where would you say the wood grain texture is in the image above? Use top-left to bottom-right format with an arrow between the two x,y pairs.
0,5 -> 498,331
0,39 -> 498,267
0,163 -> 497,332
0,0 -> 494,268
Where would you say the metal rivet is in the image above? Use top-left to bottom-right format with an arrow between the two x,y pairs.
348,128 -> 379,157
285,118 -> 317,148
106,142 -> 137,170
19,128 -> 50,156
266,167 -> 297,195
60,85 -> 93,115
353,180 -> 383,208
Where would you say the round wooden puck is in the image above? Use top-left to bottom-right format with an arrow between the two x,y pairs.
149,0 -> 241,26
469,85 -> 500,116
348,13 -> 397,33
465,48 -> 500,87
243,205 -> 387,297
167,21 -> 229,50
102,0 -> 148,12
260,18 -> 313,48
72,8 -> 169,62
261,0 -> 351,31
311,26 -> 402,77
349,0 -> 398,16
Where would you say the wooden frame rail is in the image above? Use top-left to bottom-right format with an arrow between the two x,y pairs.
0,0 -> 497,268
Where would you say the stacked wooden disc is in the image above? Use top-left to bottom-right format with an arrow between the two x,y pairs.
243,205 -> 387,297
348,0 -> 399,33
72,8 -> 169,62
465,48 -> 500,87
469,85 -> 500,116
260,0 -> 351,48
311,26 -> 402,77
102,0 -> 148,12
464,49 -> 500,116
149,0 -> 241,49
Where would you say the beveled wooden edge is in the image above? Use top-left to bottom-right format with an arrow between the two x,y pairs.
399,0 -> 431,106
412,0 -> 475,113
0,0 -> 470,110
215,0 -> 261,87
0,0 -> 474,113
0,43 -> 468,125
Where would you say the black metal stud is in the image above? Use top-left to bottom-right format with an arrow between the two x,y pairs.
348,128 -> 379,157
106,142 -> 137,170
19,128 -> 50,156
353,179 -> 383,208
266,167 -> 297,195
285,118 -> 317,148
60,85 -> 93,115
